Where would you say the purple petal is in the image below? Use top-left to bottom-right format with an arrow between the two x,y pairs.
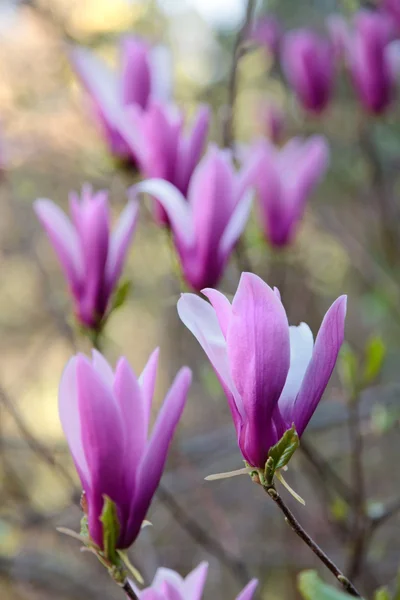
91,349 -> 114,388
76,357 -> 125,546
227,273 -> 290,467
183,562 -> 209,600
120,36 -> 151,108
201,288 -> 232,338
125,367 -> 191,546
174,105 -> 210,195
58,356 -> 90,491
292,295 -> 347,435
138,347 -> 160,434
34,199 -> 83,292
235,579 -> 258,600
105,199 -> 139,291
177,293 -> 244,430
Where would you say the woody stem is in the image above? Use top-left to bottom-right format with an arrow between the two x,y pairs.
263,485 -> 361,597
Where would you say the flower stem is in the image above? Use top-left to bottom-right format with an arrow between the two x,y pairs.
122,579 -> 139,600
264,485 -> 361,597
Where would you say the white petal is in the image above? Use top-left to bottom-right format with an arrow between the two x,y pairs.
149,45 -> 173,102
219,189 -> 253,259
280,322 -> 314,403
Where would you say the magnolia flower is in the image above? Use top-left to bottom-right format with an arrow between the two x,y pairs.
134,562 -> 258,600
251,136 -> 329,247
59,349 -> 191,550
69,37 -> 171,160
34,185 -> 138,329
178,273 -> 346,470
330,11 -> 397,114
282,29 -> 335,113
132,145 -> 256,291
117,102 -> 210,225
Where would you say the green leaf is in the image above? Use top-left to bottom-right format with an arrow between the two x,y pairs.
298,570 -> 357,600
111,279 -> 131,312
100,496 -> 120,565
265,425 -> 299,484
338,343 -> 358,395
362,336 -> 386,386
374,587 -> 391,600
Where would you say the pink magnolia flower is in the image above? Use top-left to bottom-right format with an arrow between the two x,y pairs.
69,37 -> 171,161
117,102 -> 210,225
282,29 -> 335,113
178,273 -> 346,470
34,185 -> 138,329
134,562 -> 258,600
59,349 -> 191,549
132,145 -> 256,291
251,136 -> 329,247
382,0 -> 400,31
331,11 -> 397,114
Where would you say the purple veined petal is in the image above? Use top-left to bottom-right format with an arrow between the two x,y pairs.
235,579 -> 258,600
292,295 -> 347,436
226,273 -> 290,468
138,347 -> 160,434
113,358 -> 147,488
34,199 -> 84,293
125,367 -> 191,546
134,179 -> 194,248
68,45 -> 122,131
218,189 -> 253,261
76,356 -> 125,546
177,293 -> 244,428
201,288 -> 232,338
278,323 -> 314,424
58,356 -> 90,491
120,36 -> 151,108
149,44 -> 173,102
182,562 -> 209,600
91,349 -> 114,389
174,105 -> 210,195
105,199 -> 139,291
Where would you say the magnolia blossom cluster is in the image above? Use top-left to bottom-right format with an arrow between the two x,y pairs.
254,9 -> 399,115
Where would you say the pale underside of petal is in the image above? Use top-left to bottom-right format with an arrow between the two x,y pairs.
278,322 -> 314,424
201,288 -> 232,339
182,561 -> 209,600
219,189 -> 253,261
34,199 -> 83,288
177,293 -> 244,426
149,45 -> 173,102
134,179 -> 194,248
91,349 -> 114,389
152,568 -> 185,593
138,347 -> 160,433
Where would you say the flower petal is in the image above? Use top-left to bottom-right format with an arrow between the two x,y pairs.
125,367 -> 191,546
236,579 -> 258,600
227,273 -> 290,467
219,188 -> 252,260
149,44 -> 173,102
91,349 -> 114,389
201,288 -> 232,338
174,105 -> 210,195
292,295 -> 347,435
134,179 -> 193,248
183,562 -> 209,600
177,293 -> 243,428
120,36 -> 151,108
34,199 -> 83,291
138,347 -> 160,433
106,199 -> 139,291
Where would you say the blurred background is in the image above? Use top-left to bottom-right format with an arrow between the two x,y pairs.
1,0 -> 400,598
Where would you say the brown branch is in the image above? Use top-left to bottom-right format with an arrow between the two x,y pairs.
122,579 -> 139,600
264,485 -> 361,597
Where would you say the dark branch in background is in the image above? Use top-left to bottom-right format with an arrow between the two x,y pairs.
264,486 -> 361,597
156,484 -> 251,587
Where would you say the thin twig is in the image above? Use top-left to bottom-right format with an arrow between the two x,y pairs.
157,484 -> 251,587
264,485 -> 361,597
122,579 -> 139,600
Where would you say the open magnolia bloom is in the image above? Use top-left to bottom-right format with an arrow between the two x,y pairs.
69,37 -> 172,160
132,145 -> 256,291
59,349 -> 191,551
34,185 -> 138,329
131,562 -> 258,600
178,272 -> 346,471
